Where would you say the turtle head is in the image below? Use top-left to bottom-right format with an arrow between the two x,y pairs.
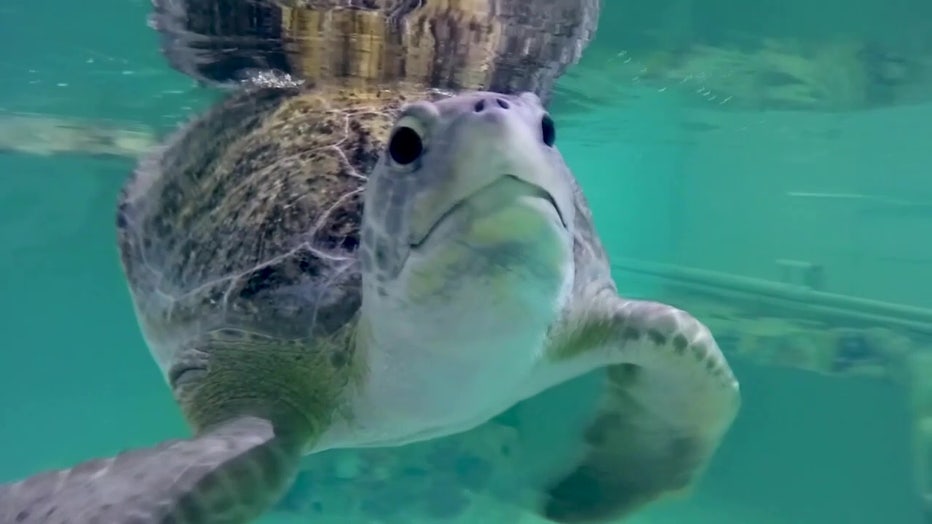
360,91 -> 577,308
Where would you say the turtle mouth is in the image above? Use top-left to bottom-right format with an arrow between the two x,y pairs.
410,175 -> 566,249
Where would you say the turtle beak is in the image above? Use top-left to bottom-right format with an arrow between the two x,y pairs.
524,178 -> 567,229
409,175 -> 566,249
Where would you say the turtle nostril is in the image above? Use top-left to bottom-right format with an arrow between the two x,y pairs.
475,98 -> 509,112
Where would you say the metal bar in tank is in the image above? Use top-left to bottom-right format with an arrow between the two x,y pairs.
612,257 -> 932,329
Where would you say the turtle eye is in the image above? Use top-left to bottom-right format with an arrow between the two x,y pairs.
388,126 -> 424,165
541,114 -> 556,147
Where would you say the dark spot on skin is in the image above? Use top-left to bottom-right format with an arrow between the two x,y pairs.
375,246 -> 389,267
15,511 -> 29,522
330,350 -> 349,368
673,334 -> 688,354
646,329 -> 666,346
622,327 -> 640,341
693,344 -> 708,362
705,359 -> 717,372
116,203 -> 129,228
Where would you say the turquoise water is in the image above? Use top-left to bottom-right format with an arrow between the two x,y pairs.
0,1 -> 930,523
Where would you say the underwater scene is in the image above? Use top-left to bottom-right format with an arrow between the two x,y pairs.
1,0 -> 931,523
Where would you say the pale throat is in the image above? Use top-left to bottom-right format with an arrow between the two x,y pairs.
365,197 -> 575,354
336,199 -> 576,448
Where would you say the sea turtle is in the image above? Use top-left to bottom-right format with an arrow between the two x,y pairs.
0,1 -> 740,523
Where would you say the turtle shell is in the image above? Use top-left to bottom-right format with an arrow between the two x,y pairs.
149,0 -> 601,103
119,0 -> 601,373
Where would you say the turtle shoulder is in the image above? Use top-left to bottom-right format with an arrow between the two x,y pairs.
565,171 -> 613,299
116,84 -> 396,354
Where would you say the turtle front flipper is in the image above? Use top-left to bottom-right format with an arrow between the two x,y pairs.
540,294 -> 741,523
0,416 -> 303,523
0,327 -> 350,522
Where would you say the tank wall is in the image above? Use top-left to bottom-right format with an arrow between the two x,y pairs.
559,88 -> 689,297
669,103 -> 932,307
